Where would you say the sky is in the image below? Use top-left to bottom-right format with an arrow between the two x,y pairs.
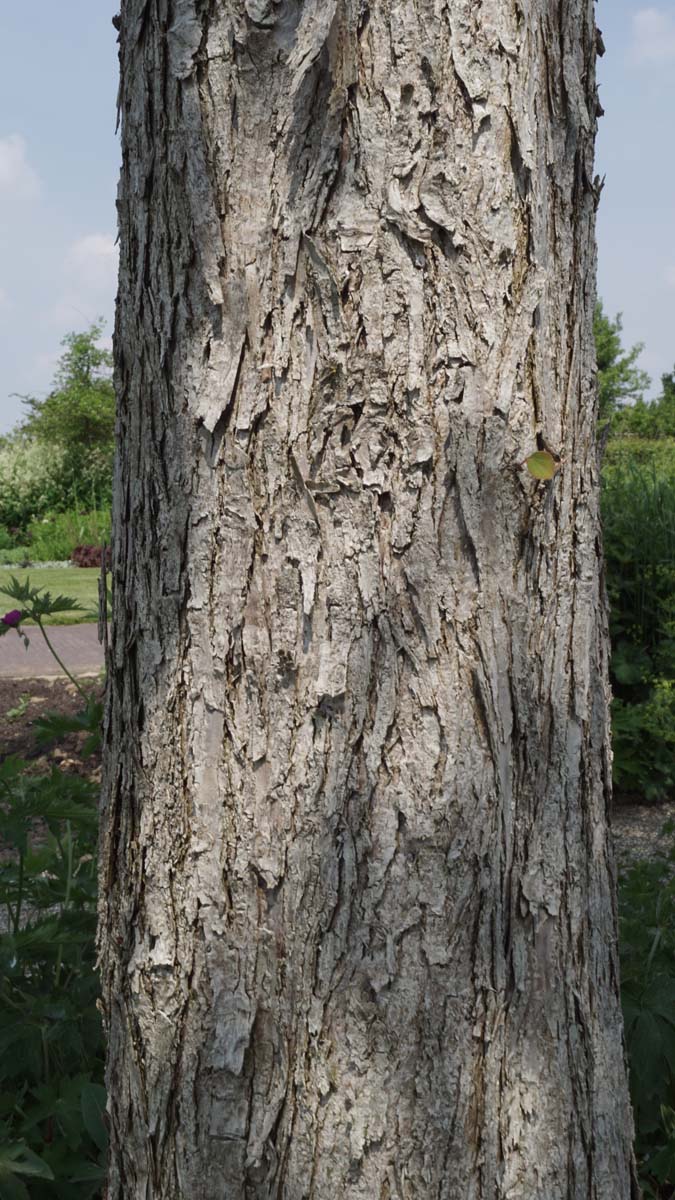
0,0 -> 673,434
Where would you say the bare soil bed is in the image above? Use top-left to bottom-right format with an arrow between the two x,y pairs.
0,675 -> 102,782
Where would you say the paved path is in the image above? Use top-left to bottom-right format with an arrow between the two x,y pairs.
0,623 -> 104,679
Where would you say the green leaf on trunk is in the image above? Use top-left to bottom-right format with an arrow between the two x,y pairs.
525,450 -> 560,480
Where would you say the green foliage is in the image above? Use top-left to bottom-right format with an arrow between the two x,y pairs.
602,458 -> 675,801
0,577 -> 98,702
0,326 -> 114,541
0,439 -> 73,535
595,300 -> 651,423
605,436 -> 675,472
26,511 -> 111,565
619,832 -> 675,1194
0,438 -> 111,542
0,576 -> 88,626
612,687 -> 675,803
602,462 -> 675,659
0,578 -> 105,1197
0,763 -> 106,1199
20,325 -> 114,452
0,549 -> 39,568
5,695 -> 30,723
34,701 -> 104,759
0,570 -> 102,628
611,369 -> 675,441
0,1142 -> 57,1200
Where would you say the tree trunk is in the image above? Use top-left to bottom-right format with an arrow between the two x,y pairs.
99,1 -> 638,1196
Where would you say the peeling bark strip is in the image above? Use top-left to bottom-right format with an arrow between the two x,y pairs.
100,1 -> 638,1196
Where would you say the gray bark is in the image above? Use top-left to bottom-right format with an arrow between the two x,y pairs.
99,1 -> 639,1196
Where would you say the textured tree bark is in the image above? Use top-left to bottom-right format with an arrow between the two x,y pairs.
99,1 -> 639,1196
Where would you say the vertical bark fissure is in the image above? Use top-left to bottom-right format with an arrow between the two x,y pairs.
100,0 -> 638,1196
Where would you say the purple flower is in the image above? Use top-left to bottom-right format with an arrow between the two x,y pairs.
1,610 -> 22,628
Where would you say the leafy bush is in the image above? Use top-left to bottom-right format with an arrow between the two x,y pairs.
612,370 -> 675,441
594,301 -> 650,423
0,547 -> 35,567
26,512 -> 111,565
0,583 -> 106,1197
602,459 -> 675,801
20,326 -> 115,452
0,439 -> 71,534
0,438 -> 112,539
619,832 -> 675,1196
605,437 -> 675,474
0,760 -> 107,1200
70,546 -> 111,570
613,686 -> 675,803
0,325 -> 115,541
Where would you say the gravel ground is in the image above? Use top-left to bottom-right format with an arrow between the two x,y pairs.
613,800 -> 675,872
0,561 -> 72,569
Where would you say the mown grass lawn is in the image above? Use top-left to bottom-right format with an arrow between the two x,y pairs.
0,567 -> 101,626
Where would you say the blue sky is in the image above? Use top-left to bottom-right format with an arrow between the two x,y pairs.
0,0 -> 673,433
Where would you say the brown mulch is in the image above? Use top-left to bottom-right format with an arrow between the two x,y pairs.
613,799 -> 675,871
0,676 -> 102,783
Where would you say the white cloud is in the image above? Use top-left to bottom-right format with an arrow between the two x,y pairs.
0,133 -> 39,198
46,232 -> 119,329
68,233 -> 119,292
632,7 -> 675,63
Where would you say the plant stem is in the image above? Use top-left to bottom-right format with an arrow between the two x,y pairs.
36,618 -> 89,702
54,821 -> 74,990
12,851 -> 24,937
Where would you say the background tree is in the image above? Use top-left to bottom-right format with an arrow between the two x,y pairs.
100,2 -> 637,1197
0,324 -> 116,531
20,323 -> 115,451
594,300 -> 650,423
611,366 -> 675,439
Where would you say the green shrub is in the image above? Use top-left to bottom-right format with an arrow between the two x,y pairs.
0,324 -> 116,542
602,460 -> 675,652
0,546 -> 34,566
26,511 -> 111,565
612,685 -> 675,803
605,436 -> 675,474
595,301 -> 651,423
0,438 -> 112,538
611,369 -> 675,441
602,454 -> 675,800
0,584 -> 106,1197
0,439 -> 70,533
0,760 -> 106,1200
619,831 -> 675,1196
21,326 -> 115,451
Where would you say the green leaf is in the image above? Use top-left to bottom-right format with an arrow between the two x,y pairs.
80,1083 -> 108,1153
628,1010 -> 662,1080
34,701 -> 103,756
69,1161 -> 107,1183
0,575 -> 86,618
525,450 -> 560,480
612,640 -> 653,686
0,1143 -> 54,1180
647,1135 -> 675,1185
0,1174 -> 30,1200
